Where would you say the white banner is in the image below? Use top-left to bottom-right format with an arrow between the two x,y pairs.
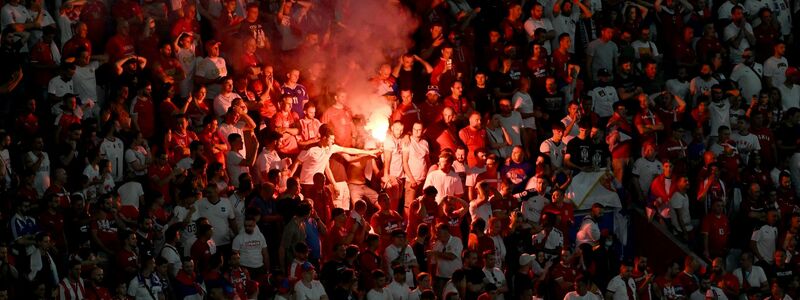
565,171 -> 622,210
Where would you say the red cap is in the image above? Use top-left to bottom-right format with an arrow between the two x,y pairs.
786,66 -> 799,78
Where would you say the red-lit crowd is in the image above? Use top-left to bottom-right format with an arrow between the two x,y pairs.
0,0 -> 800,298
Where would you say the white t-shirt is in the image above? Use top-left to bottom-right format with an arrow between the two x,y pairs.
469,201 -> 492,223
423,169 -> 464,204
99,138 -> 124,182
702,286 -> 729,300
723,22 -> 754,64
296,144 -> 343,185
173,205 -> 200,256
630,40 -> 660,61
690,77 -> 720,105
589,86 -> 618,118
432,236 -> 463,278
195,56 -> 227,99
540,138 -> 566,168
367,288 -> 392,300
708,100 -> 731,137
777,84 -> 800,111
48,76 -> 74,98
160,244 -> 182,277
670,192 -> 692,232
27,151 -> 51,198
524,17 -> 554,52
1,4 -> 30,29
521,194 -> 548,223
532,228 -> 564,253
732,266 -> 768,288
632,158 -> 663,195
74,62 -> 100,105
731,131 -> 761,164
588,39 -> 620,77
294,280 -> 327,300
232,230 -> 267,268
763,56 -> 788,88
483,267 -> 506,300
124,148 -> 147,177
730,62 -> 763,102
496,111 -> 523,147
552,12 -> 579,53
226,150 -> 248,188
118,181 -> 144,209
751,224 -> 778,264
384,244 -> 417,287
665,79 -> 690,102
197,197 -> 236,246
384,136 -> 404,178
213,92 -> 242,117
606,275 -> 637,300
255,148 -> 285,177
387,281 -> 411,300
513,91 -> 536,129
218,123 -> 245,157
403,138 -> 429,182
564,291 -> 603,300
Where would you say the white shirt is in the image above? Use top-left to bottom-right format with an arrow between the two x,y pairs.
218,123 -> 245,157
483,267 -> 506,300
632,158 -> 663,195
778,84 -> 800,111
764,56 -> 789,87
173,205 -> 200,256
524,17 -> 554,52
708,100 -> 731,137
589,86 -> 618,118
723,22 -> 754,64
540,138 -> 567,168
127,274 -> 163,300
513,91 -> 536,129
522,193 -> 548,223
666,79 -> 691,102
552,12 -> 579,53
226,150 -> 248,188
730,62 -> 763,102
384,136 -> 405,177
48,76 -> 74,98
27,151 -> 51,198
689,77 -> 720,105
732,266 -> 768,288
576,216 -> 600,246
255,147 -> 285,178
232,230 -> 267,268
197,197 -> 236,245
296,144 -> 344,185
630,40 -> 659,61
670,192 -> 692,232
606,275 -> 637,300
469,201 -> 492,223
294,280 -> 327,300
751,224 -> 778,264
496,111 -> 523,146
403,138 -> 429,182
731,131 -> 761,164
124,148 -> 147,177
588,39 -> 619,77
159,244 -> 182,277
432,235 -> 463,278
195,56 -> 227,99
1,3 -> 29,29
118,181 -> 144,209
564,291 -> 603,300
367,288 -> 392,300
99,138 -> 124,182
74,62 -> 100,105
213,92 -> 242,117
532,228 -> 564,255
385,244 -> 417,287
423,169 -> 464,204
387,281 -> 411,300
700,286 -> 729,300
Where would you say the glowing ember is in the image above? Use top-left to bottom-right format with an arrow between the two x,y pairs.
367,118 -> 389,142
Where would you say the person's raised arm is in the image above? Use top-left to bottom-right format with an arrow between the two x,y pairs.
415,55 -> 434,74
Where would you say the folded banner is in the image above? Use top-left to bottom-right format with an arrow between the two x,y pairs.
566,170 -> 621,210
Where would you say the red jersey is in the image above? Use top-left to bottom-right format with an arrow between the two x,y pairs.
750,127 -> 776,166
224,266 -> 250,300
15,113 -> 39,136
701,213 -> 729,257
709,272 -> 739,297
91,212 -> 119,251
84,285 -> 112,300
320,107 -> 355,148
370,211 -> 405,251
30,41 -> 57,87
407,198 -> 440,240
437,201 -> 466,239
657,138 -> 688,175
62,37 -> 93,59
323,223 -> 348,262
148,163 -> 173,204
673,271 -> 699,296
459,127 -> 486,167
391,103 -> 421,130
79,1 -> 108,47
56,113 -> 81,141
38,210 -> 66,249
542,202 -> 575,235
165,130 -> 198,164
198,128 -> 226,165
634,110 -> 663,146
607,113 -> 633,158
552,50 -> 571,83
105,35 -> 135,63
444,96 -> 471,116
190,239 -> 213,272
550,263 -> 579,299
116,248 -> 139,274
131,97 -> 156,138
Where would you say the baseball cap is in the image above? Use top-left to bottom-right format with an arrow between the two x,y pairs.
426,85 -> 440,96
786,66 -> 799,78
519,253 -> 534,266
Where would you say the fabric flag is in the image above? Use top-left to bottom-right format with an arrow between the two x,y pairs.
565,170 -> 621,210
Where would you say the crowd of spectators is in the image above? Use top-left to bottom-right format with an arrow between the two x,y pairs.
0,0 -> 799,298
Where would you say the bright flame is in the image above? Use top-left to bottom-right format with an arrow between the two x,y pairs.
364,99 -> 392,143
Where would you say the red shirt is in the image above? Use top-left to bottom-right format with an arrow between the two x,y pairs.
323,223 -> 348,262
131,97 -> 156,138
542,202 -> 575,234
657,138 -> 688,175
709,272 -> 739,297
391,103 -> 421,130
701,213 -> 729,257
148,163 -> 173,204
198,128 -> 226,165
84,285 -> 112,300
57,113 -> 81,141
552,50 -> 571,83
750,127 -> 776,166
15,113 -> 39,136
91,212 -> 119,251
672,39 -> 696,66
437,201 -> 466,238
105,35 -> 135,63
459,127 -> 486,167
550,263 -> 578,299
79,1 -> 108,46
444,96 -> 471,116
695,37 -> 722,62
407,198 -> 440,240
190,239 -> 213,272
224,267 -> 250,300
116,248 -> 138,274
165,129 -> 198,164
39,210 -> 66,248
634,110 -> 663,146
62,37 -> 93,59
170,17 -> 201,39
370,211 -> 405,251
30,41 -> 57,87
673,271 -> 699,296
608,113 -> 634,159
111,0 -> 142,21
